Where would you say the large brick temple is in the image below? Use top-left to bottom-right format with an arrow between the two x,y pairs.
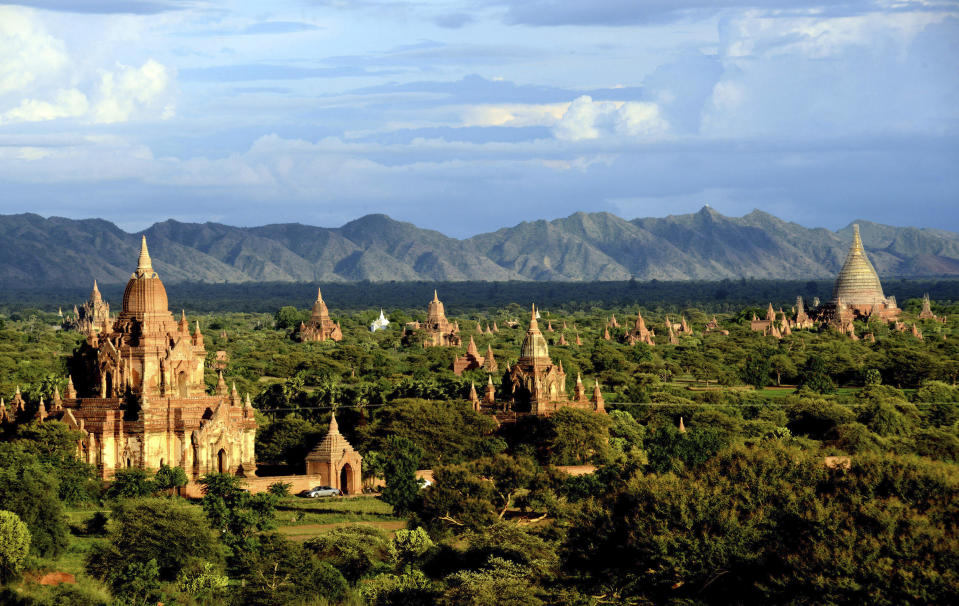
56,237 -> 257,479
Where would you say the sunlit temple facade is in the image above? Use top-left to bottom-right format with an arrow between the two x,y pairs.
54,238 -> 256,479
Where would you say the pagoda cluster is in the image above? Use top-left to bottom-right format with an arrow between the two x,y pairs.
746,225 -> 941,342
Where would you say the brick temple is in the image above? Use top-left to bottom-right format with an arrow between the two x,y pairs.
36,238 -> 257,479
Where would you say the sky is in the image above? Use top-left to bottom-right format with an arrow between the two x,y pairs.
0,0 -> 957,238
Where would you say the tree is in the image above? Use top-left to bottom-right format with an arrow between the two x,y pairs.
0,443 -> 69,558
304,525 -> 389,584
254,415 -> 324,470
441,557 -> 543,606
358,400 -> 500,467
645,423 -> 727,474
153,464 -> 188,495
563,444 -> 959,604
0,510 -> 30,583
471,455 -> 539,518
769,353 -> 797,386
15,421 -> 98,505
109,558 -> 163,605
86,498 -> 222,585
198,473 -> 278,551
234,532 -> 348,606
741,354 -> 772,389
544,407 -> 612,465
381,436 -> 423,515
785,397 -> 855,440
608,409 -> 645,459
863,368 -> 883,386
106,468 -> 156,500
796,355 -> 835,393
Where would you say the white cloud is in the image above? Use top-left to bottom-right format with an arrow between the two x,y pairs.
458,103 -> 568,127
0,88 -> 89,124
0,7 -> 176,124
554,95 -> 668,141
0,6 -> 70,95
92,59 -> 176,123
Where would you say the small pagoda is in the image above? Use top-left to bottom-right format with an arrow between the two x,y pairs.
403,290 -> 461,347
298,288 -> 343,342
305,415 -> 362,495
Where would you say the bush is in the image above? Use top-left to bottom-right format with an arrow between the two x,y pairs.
267,481 -> 292,497
106,468 -> 156,500
0,510 -> 30,583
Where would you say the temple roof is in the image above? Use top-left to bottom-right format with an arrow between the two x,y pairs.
832,224 -> 885,306
305,415 -> 359,462
121,236 -> 169,314
311,287 -> 330,319
519,304 -> 550,362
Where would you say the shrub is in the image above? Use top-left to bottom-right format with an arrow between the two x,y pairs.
0,510 -> 30,583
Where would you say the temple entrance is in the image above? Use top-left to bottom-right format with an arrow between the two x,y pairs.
217,449 -> 227,474
178,372 -> 189,398
340,464 -> 354,495
105,371 -> 113,397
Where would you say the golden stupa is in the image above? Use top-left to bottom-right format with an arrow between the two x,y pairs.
829,224 -> 899,320
832,224 -> 885,306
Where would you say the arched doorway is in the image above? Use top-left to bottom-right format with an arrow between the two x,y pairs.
217,449 -> 227,474
178,372 -> 189,398
340,464 -> 353,495
105,371 -> 113,397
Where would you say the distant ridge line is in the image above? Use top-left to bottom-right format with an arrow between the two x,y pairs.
1,207 -> 958,287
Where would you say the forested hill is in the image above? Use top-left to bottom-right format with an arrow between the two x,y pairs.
2,207 -> 959,287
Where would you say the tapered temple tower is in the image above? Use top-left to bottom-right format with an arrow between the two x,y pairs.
66,281 -> 111,334
299,288 -> 343,342
507,304 -> 568,413
825,224 -> 899,322
50,237 -> 257,479
403,290 -> 461,347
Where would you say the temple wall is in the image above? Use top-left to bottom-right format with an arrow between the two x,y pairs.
181,474 -> 327,499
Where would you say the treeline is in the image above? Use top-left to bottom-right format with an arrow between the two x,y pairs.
3,278 -> 959,314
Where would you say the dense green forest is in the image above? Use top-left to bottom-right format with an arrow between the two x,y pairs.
1,290 -> 958,604
3,278 -> 959,313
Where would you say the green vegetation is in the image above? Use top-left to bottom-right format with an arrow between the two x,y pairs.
1,292 -> 958,603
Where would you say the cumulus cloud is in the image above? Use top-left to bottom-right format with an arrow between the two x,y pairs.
554,96 -> 668,141
91,59 -> 175,123
0,7 -> 176,124
701,10 -> 959,137
1,89 -> 89,123
0,6 -> 70,95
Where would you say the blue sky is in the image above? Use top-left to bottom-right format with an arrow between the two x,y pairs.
0,0 -> 957,237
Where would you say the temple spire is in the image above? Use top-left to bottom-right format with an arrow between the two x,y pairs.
529,303 -> 539,330
329,413 -> 339,434
852,224 -> 864,252
136,235 -> 153,274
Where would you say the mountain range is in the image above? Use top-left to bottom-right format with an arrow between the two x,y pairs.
2,207 -> 958,288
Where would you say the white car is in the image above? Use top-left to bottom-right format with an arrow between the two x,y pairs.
299,485 -> 342,498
